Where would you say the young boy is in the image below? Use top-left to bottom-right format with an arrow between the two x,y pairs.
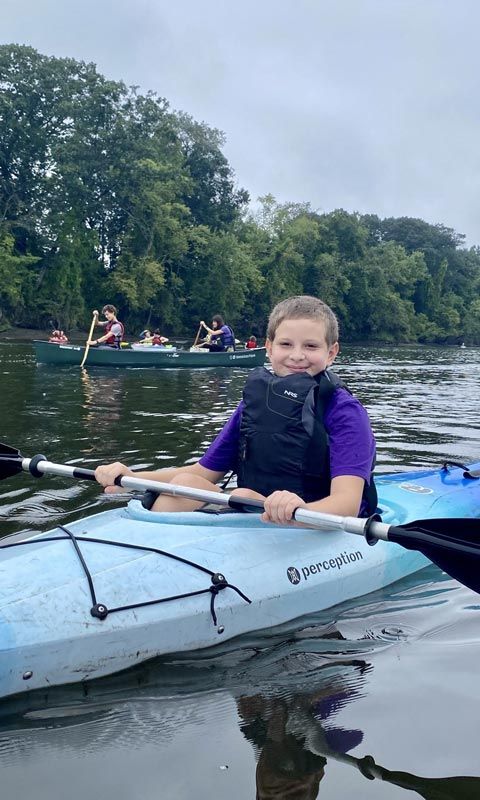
95,296 -> 376,525
88,305 -> 124,349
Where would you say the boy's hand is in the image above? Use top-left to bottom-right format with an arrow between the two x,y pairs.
95,462 -> 133,494
262,490 -> 306,525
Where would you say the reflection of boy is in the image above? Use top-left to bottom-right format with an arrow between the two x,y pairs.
96,295 -> 376,525
255,735 -> 325,799
238,688 -> 363,800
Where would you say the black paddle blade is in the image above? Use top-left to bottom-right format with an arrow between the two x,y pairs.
388,518 -> 480,595
0,443 -> 24,480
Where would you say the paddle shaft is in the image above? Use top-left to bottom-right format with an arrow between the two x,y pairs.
5,443 -> 480,594
192,324 -> 202,347
19,456 -> 381,539
80,311 -> 98,368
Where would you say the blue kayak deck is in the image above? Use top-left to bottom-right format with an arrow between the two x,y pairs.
1,462 -> 479,698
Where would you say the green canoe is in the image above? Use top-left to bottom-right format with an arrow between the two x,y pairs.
33,340 -> 267,368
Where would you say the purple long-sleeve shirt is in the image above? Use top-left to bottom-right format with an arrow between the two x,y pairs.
200,388 -> 376,487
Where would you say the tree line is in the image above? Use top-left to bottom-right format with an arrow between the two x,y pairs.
2,44 -> 480,343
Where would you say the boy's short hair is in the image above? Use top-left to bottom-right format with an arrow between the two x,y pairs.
266,295 -> 339,346
102,304 -> 117,315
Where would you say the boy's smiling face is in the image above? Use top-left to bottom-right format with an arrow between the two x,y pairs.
266,317 -> 339,377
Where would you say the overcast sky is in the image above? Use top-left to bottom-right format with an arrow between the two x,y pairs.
3,0 -> 480,245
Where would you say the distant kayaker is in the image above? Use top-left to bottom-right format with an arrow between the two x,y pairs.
95,295 -> 376,526
199,315 -> 235,352
88,305 -> 124,349
245,335 -> 257,349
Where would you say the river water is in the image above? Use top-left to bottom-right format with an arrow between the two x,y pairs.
1,340 -> 480,799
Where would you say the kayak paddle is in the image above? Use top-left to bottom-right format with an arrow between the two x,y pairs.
285,708 -> 480,795
1,443 -> 480,594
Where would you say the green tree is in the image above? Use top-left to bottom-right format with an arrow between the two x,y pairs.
0,231 -> 38,326
463,299 -> 480,343
175,113 -> 249,230
3,43 -> 480,344
177,226 -> 264,333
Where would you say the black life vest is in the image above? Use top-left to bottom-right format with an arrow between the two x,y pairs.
236,367 -> 377,513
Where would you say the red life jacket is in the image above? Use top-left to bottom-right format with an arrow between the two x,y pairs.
104,319 -> 124,348
49,333 -> 68,344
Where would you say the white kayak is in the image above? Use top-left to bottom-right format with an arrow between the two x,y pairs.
1,462 -> 480,699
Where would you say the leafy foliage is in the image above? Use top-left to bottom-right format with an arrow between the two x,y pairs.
2,45 -> 480,343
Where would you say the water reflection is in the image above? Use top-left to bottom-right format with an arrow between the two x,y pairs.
238,684 -> 480,799
327,751 -> 480,799
2,341 -> 480,796
1,641 -> 479,799
237,663 -> 365,798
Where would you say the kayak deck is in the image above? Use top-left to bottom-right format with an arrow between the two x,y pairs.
1,462 -> 479,699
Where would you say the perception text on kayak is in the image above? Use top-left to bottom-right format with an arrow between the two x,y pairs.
287,550 -> 363,584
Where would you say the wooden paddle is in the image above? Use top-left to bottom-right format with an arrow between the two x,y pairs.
80,310 -> 98,368
1,443 -> 480,595
192,323 -> 202,348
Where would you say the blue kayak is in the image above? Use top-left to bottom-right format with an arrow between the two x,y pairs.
1,462 -> 479,699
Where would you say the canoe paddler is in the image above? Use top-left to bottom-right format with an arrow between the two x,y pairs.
95,295 -> 377,527
199,315 -> 235,352
88,305 -> 125,349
